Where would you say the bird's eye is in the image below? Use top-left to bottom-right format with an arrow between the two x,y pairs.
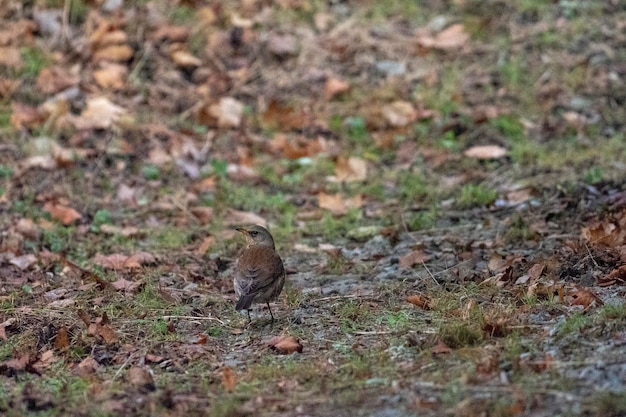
250,231 -> 258,236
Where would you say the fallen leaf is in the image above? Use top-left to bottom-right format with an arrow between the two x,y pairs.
73,356 -> 99,377
417,24 -> 469,50
36,66 -> 80,94
0,318 -> 16,341
55,325 -> 70,350
261,100 -> 309,131
73,96 -> 128,130
329,156 -> 367,183
464,145 -> 507,159
124,251 -> 156,268
222,366 -> 236,392
382,101 -> 417,127
9,254 -> 37,270
128,366 -> 155,391
111,278 -> 143,292
43,202 -> 82,225
399,249 -> 430,268
92,253 -> 128,269
317,192 -> 363,215
267,335 -> 303,354
93,63 -> 127,89
600,264 -> 626,286
171,50 -> 202,68
0,353 -> 30,375
93,44 -> 134,62
324,77 -> 350,99
406,293 -> 430,309
567,288 -> 603,310
209,97 -> 244,128
431,339 -> 451,355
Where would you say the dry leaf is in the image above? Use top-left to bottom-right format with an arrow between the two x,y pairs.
209,97 -> 244,128
399,249 -> 430,268
382,101 -> 417,127
36,66 -> 80,94
9,254 -> 37,270
92,253 -> 128,269
43,202 -> 82,225
431,339 -> 451,355
222,366 -> 236,392
267,335 -> 303,354
73,356 -> 99,377
464,145 -> 507,159
171,50 -> 202,68
324,77 -> 350,99
261,100 -> 309,130
330,156 -> 367,183
124,251 -> 156,268
406,293 -> 430,309
418,24 -> 469,50
317,192 -> 363,215
55,325 -> 70,350
74,96 -> 127,129
567,288 -> 603,310
93,63 -> 127,89
128,366 -> 155,390
93,44 -> 134,62
111,278 -> 143,292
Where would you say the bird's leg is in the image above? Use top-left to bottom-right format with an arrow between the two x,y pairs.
267,302 -> 275,322
246,309 -> 251,322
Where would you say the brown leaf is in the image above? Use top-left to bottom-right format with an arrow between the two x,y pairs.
73,356 -> 99,377
124,251 -> 156,269
267,335 -> 303,354
98,323 -> 118,344
208,97 -> 244,128
431,339 -> 451,355
330,156 -> 368,183
36,66 -> 79,94
93,44 -> 134,62
317,192 -> 363,215
0,353 -> 30,375
54,325 -> 70,350
261,100 -> 310,131
128,366 -> 155,391
417,24 -> 469,50
567,288 -> 603,310
399,249 -> 430,268
406,293 -> 430,310
600,264 -> 626,286
92,253 -> 128,269
43,202 -> 82,225
382,101 -> 417,127
0,318 -> 16,341
32,350 -> 57,373
222,366 -> 236,392
111,278 -> 143,292
73,96 -> 128,130
324,77 -> 350,99
93,63 -> 128,89
171,50 -> 202,68
464,145 -> 507,159
10,102 -> 45,130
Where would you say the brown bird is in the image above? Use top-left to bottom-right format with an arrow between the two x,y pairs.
233,225 -> 285,322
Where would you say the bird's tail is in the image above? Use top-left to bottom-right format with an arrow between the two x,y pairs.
236,294 -> 256,310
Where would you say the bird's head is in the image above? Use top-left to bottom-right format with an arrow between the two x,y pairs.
235,225 -> 276,249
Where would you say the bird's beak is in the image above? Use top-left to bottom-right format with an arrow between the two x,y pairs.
235,226 -> 246,234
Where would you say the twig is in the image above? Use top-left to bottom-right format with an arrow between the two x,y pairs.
309,294 -> 379,303
113,354 -> 134,380
420,260 -> 440,286
162,315 -> 225,325
354,331 -> 392,336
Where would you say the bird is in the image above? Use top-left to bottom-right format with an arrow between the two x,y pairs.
233,225 -> 285,322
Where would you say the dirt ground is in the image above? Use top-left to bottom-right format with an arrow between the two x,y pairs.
1,1 -> 626,416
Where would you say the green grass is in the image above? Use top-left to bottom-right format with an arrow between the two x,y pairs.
457,184 -> 497,209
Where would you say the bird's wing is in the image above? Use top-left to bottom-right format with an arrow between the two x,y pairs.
235,248 -> 284,309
